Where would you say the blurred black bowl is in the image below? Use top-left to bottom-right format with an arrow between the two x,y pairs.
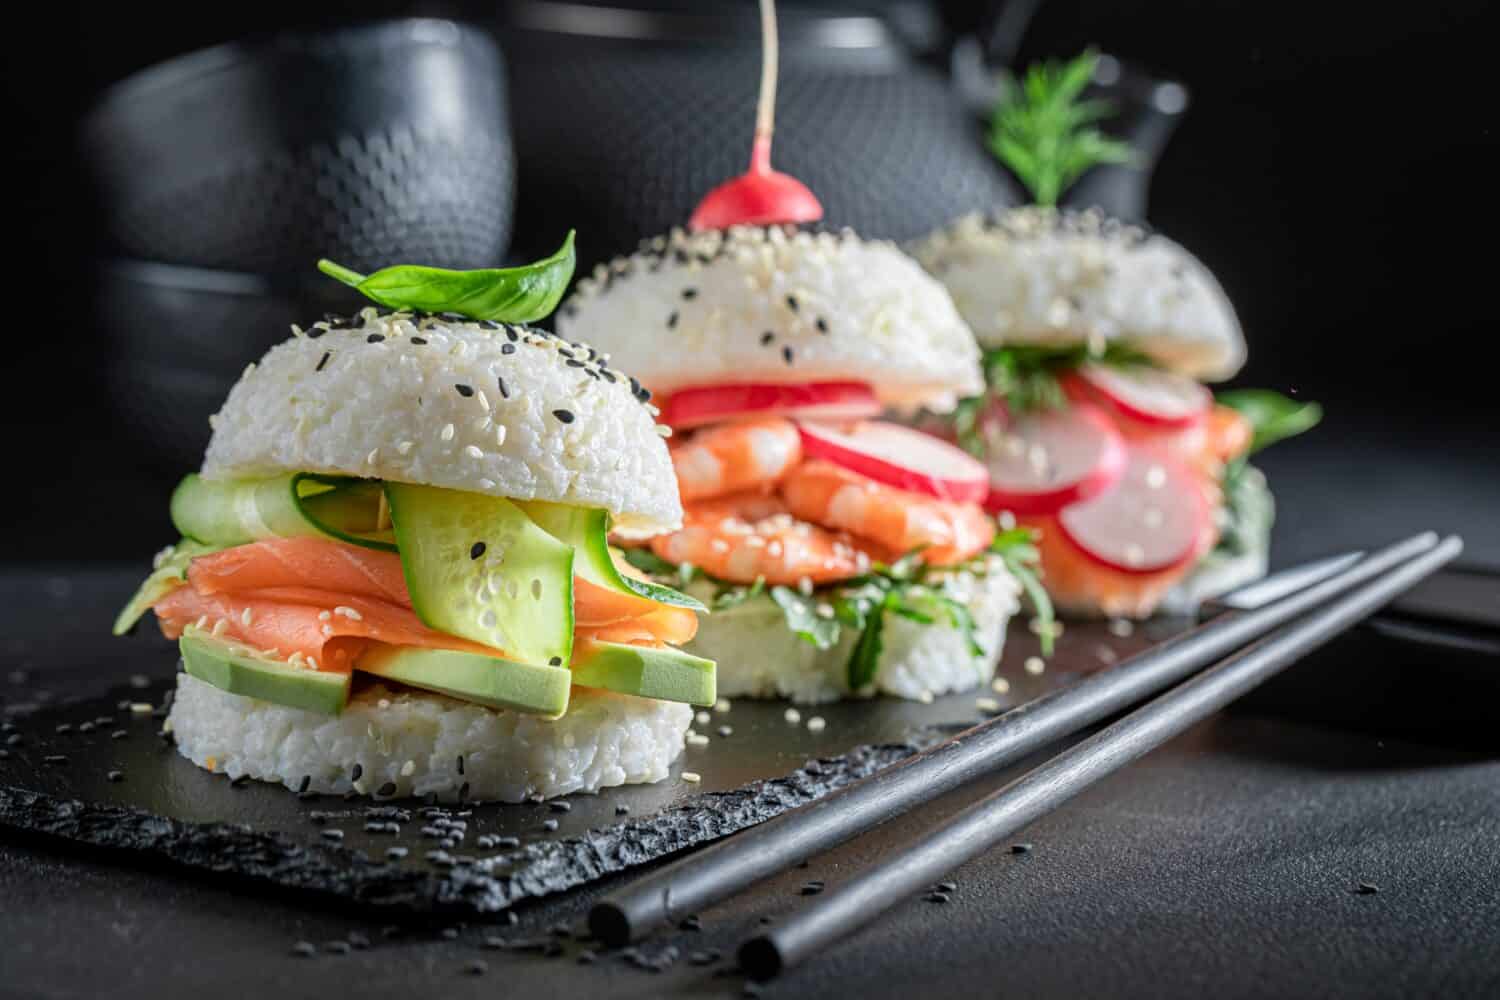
81,18 -> 515,274
98,258 -> 366,470
497,2 -> 1020,267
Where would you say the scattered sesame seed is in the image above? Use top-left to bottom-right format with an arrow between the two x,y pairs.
335,605 -> 363,621
315,352 -> 331,371
1025,656 -> 1046,675
682,288 -> 698,299
377,781 -> 397,797
410,336 -> 427,345
548,656 -> 562,666
695,710 -> 711,726
785,294 -> 799,311
1011,842 -> 1033,854
815,316 -> 829,333
782,345 -> 794,365
784,707 -> 801,724
681,771 -> 702,783
714,698 -> 731,713
717,725 -> 733,737
129,702 -> 152,715
454,383 -> 474,397
552,409 -> 575,424
806,716 -> 826,733
401,760 -> 416,777
976,697 -> 1001,713
470,541 -> 487,559
464,444 -> 484,459
992,677 -> 1011,694
107,769 -> 123,782
501,342 -> 516,355
440,423 -> 455,441
666,310 -> 679,329
760,331 -> 775,346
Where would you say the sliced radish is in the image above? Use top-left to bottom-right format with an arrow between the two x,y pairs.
1072,363 -> 1212,429
1056,445 -> 1209,575
659,382 -> 879,430
981,402 -> 1127,517
796,420 -> 989,504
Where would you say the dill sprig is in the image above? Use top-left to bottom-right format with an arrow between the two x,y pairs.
988,49 -> 1134,206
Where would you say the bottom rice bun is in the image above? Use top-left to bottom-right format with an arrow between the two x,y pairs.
683,561 -> 1020,704
168,675 -> 691,802
115,304 -> 717,801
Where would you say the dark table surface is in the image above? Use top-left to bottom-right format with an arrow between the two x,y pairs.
3,411 -> 1499,998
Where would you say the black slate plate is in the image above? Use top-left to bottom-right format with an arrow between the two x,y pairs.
0,568 -> 1185,915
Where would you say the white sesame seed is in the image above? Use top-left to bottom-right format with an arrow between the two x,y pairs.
397,440 -> 414,455
478,478 -> 497,489
366,447 -> 380,466
1108,618 -> 1135,637
465,445 -> 485,460
321,624 -> 335,637
918,691 -> 935,704
477,391 -> 490,411
991,677 -> 1011,694
714,698 -> 731,713
681,771 -> 702,783
695,710 -> 711,726
1025,656 -> 1046,675
211,618 -> 228,636
194,615 -> 208,630
318,610 -> 332,621
441,423 -> 456,442
784,708 -> 802,724
495,425 -> 507,447
334,606 -> 363,621
240,607 -> 253,626
686,733 -> 710,747
976,697 -> 1001,713
401,760 -> 416,777
129,702 -> 153,715
806,716 -> 826,733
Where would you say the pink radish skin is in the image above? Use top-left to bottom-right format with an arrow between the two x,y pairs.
981,402 -> 1127,517
1056,444 -> 1210,575
659,381 -> 880,430
1071,364 -> 1213,429
796,420 -> 990,504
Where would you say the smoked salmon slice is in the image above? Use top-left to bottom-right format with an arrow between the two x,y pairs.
151,536 -> 696,664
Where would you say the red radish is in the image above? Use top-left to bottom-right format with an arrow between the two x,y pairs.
659,382 -> 879,430
981,402 -> 1127,517
688,0 -> 823,231
796,420 -> 989,504
1071,363 -> 1212,429
1056,444 -> 1209,575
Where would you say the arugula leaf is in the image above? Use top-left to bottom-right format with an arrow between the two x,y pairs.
846,596 -> 890,691
318,231 -> 576,323
988,50 -> 1134,206
769,586 -> 841,650
989,527 -> 1056,656
1216,389 -> 1322,455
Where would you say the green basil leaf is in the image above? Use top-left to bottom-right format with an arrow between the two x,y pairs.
1216,389 -> 1323,455
317,231 -> 576,323
769,586 -> 842,650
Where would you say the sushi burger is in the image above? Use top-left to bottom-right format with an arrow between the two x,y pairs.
910,53 -> 1319,618
554,0 -> 1045,706
557,225 -> 1042,704
113,233 -> 717,802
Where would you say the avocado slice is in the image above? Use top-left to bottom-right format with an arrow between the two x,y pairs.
179,630 -> 350,715
356,645 -> 572,718
385,483 -> 574,667
518,501 -> 705,612
571,640 -> 717,707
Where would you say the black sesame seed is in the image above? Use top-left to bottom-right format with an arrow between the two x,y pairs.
321,829 -> 345,842
106,769 -> 123,782
497,836 -> 521,849
377,781 -> 397,797
458,781 -> 470,802
505,327 -> 519,342
501,342 -> 516,355
935,881 -> 958,892
800,881 -> 824,895
351,763 -> 363,782
410,336 -> 427,345
615,804 -> 630,816
323,940 -> 352,955
816,317 -> 829,333
298,775 -> 312,794
456,754 -> 465,775
678,915 -> 702,931
470,541 -> 487,560
1010,842 -> 1033,854
479,320 -> 502,330
666,311 -> 679,329
455,383 -> 474,398
566,359 -> 585,368
549,800 -> 571,813
495,376 -> 509,399
306,327 -> 327,340
786,294 -> 799,312
760,331 -> 775,346
367,334 -> 385,344
681,288 -> 698,300
553,408 -> 575,424
1355,882 -> 1380,895
924,892 -> 950,904
291,941 -> 317,958
599,369 -> 617,383
315,352 -> 331,372
782,345 -> 794,365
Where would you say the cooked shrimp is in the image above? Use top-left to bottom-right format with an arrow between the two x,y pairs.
650,491 -> 880,586
780,461 -> 995,566
671,417 -> 802,502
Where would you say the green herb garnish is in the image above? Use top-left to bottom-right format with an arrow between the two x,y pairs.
953,342 -> 1152,456
988,49 -> 1134,207
318,231 -> 576,323
1216,389 -> 1323,456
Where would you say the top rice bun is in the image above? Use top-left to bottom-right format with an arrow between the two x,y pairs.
201,309 -> 683,537
913,207 -> 1246,381
555,225 -> 984,413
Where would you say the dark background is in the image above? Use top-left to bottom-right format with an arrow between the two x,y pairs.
2,0 -> 1495,564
